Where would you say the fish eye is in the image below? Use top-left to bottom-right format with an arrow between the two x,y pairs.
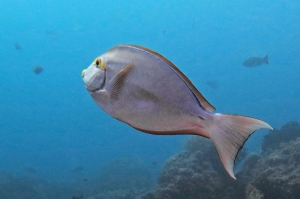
93,57 -> 106,70
93,58 -> 101,68
93,58 -> 106,70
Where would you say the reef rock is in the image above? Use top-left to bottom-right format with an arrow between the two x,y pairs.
241,137 -> 300,199
140,137 -> 246,199
245,184 -> 263,199
261,121 -> 300,155
85,121 -> 300,199
86,156 -> 153,199
238,121 -> 300,199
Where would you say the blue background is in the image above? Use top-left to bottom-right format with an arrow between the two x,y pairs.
0,0 -> 299,183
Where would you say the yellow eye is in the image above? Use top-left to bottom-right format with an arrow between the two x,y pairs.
93,58 -> 101,67
93,58 -> 106,70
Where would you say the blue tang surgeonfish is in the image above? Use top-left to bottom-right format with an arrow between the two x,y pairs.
81,45 -> 272,179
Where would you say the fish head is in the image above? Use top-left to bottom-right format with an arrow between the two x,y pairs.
82,57 -> 106,91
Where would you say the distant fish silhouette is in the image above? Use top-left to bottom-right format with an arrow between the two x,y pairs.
45,30 -> 58,40
72,195 -> 83,199
71,166 -> 83,173
24,167 -> 36,174
15,42 -> 22,50
243,55 -> 268,67
33,65 -> 43,74
206,80 -> 218,89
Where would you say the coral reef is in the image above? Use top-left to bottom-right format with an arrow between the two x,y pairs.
85,156 -> 153,199
1,121 -> 300,199
245,184 -> 263,199
87,189 -> 137,199
261,121 -> 300,155
95,156 -> 154,191
240,137 -> 300,199
237,121 -> 300,198
0,173 -> 50,199
140,136 -> 246,199
140,121 -> 300,199
0,156 -> 153,199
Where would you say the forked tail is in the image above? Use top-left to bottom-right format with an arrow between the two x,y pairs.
207,113 -> 272,179
263,55 -> 269,64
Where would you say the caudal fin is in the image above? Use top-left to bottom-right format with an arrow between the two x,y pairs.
208,114 -> 272,179
263,55 -> 269,64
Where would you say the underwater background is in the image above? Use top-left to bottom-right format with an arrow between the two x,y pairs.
0,0 -> 300,198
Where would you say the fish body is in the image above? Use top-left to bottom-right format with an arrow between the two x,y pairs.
206,80 -> 218,89
24,167 -> 36,174
15,42 -> 22,50
243,55 -> 268,67
71,166 -> 83,173
45,30 -> 59,40
33,65 -> 43,74
82,45 -> 272,179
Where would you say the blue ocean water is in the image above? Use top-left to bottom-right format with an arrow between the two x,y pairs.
0,0 -> 299,195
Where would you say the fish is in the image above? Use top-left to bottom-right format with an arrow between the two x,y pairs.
72,195 -> 83,199
45,30 -> 59,40
206,80 -> 218,89
81,45 -> 272,179
15,42 -> 22,50
71,166 -> 83,173
24,167 -> 37,174
243,55 -> 268,67
33,65 -> 43,74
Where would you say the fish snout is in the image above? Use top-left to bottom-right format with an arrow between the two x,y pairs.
82,66 -> 106,91
81,69 -> 86,77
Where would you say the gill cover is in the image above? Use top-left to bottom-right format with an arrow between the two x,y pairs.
82,57 -> 106,91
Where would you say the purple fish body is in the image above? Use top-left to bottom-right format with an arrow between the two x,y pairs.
82,45 -> 272,179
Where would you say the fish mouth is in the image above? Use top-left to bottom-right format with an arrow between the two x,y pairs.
82,62 -> 106,92
83,72 -> 106,92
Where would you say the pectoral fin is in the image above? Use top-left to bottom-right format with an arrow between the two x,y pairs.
111,63 -> 135,100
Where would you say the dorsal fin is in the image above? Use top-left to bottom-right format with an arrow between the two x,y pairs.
126,44 -> 216,112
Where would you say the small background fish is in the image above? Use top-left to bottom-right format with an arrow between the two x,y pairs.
45,30 -> 59,40
71,166 -> 83,173
206,80 -> 219,89
24,167 -> 37,174
33,65 -> 44,74
243,55 -> 268,67
15,42 -> 22,50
